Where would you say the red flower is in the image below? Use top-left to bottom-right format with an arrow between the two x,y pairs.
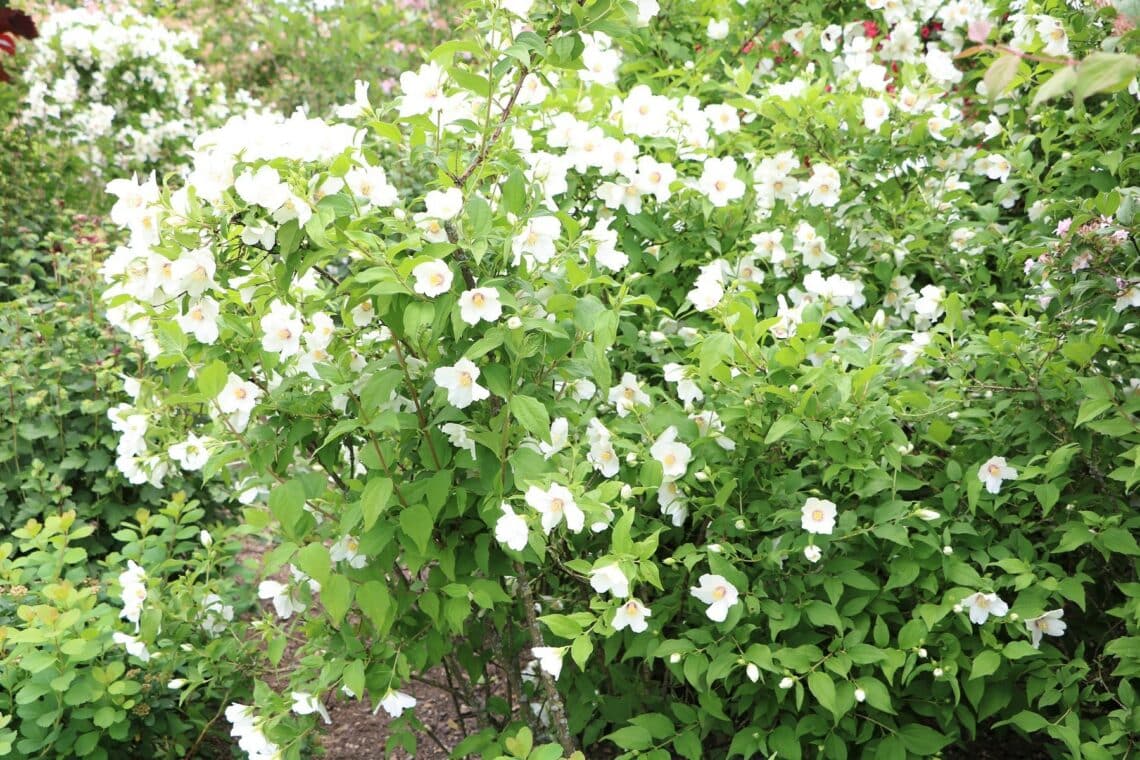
862,20 -> 881,38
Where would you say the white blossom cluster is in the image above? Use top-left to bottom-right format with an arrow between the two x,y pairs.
21,6 -> 261,174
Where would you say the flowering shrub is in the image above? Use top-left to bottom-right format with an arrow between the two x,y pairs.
19,5 -> 259,176
96,0 -> 1140,758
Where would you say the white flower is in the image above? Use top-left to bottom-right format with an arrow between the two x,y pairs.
458,287 -> 503,325
525,483 -> 585,534
805,163 -> 841,207
612,598 -> 651,633
964,592 -> 1009,625
169,433 -> 211,471
345,166 -> 397,207
690,574 -> 740,622
978,456 -> 1017,494
176,297 -> 221,344
494,503 -> 529,551
260,300 -> 304,358
376,689 -> 417,718
118,560 -> 147,631
915,508 -> 941,521
292,692 -> 332,724
350,299 -> 375,328
925,47 -> 963,84
335,79 -> 371,118
801,497 -> 838,535
608,372 -> 650,417
330,535 -> 367,569
532,646 -> 566,680
663,363 -> 703,407
697,157 -> 745,207
413,259 -> 454,298
862,97 -> 891,131
804,544 -> 822,563
216,373 -> 262,430
112,631 -> 151,662
434,358 -> 490,409
424,187 -> 464,220
539,417 -> 569,459
590,564 -> 630,598
650,426 -> 692,482
258,579 -> 306,619
1026,609 -> 1066,649
235,165 -> 290,212
441,422 -> 477,459
200,593 -> 234,637
707,18 -> 729,40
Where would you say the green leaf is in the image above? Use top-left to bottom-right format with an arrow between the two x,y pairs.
322,575 -> 352,625
764,415 -> 801,445
1031,66 -> 1078,110
510,395 -> 551,437
807,671 -> 839,719
983,54 -> 1020,98
360,477 -> 394,531
629,713 -> 674,739
899,724 -> 950,754
606,726 -> 653,751
540,613 -> 584,639
970,650 -> 1001,680
196,360 -> 228,398
399,504 -> 434,554
295,542 -> 331,586
502,170 -> 528,216
1074,53 -> 1140,102
1002,641 -> 1041,660
1099,527 -> 1140,556
269,480 -> 306,536
357,580 -> 391,632
571,635 -> 593,669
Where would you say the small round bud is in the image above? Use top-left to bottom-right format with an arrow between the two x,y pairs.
779,676 -> 795,689
918,648 -> 928,658
734,518 -> 746,530
933,667 -> 944,678
707,543 -> 723,553
854,687 -> 866,703
199,530 -> 213,547
669,652 -> 682,664
746,663 -> 760,683
789,384 -> 799,393
620,484 -> 633,500
507,316 -> 523,330
625,453 -> 638,465
1009,612 -> 1019,621
695,470 -> 709,481
943,545 -> 953,555
948,411 -> 959,419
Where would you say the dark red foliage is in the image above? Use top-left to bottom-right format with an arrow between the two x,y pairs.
0,8 -> 37,83
0,9 -> 38,40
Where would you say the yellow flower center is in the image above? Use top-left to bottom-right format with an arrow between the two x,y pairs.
472,292 -> 485,306
812,509 -> 824,522
550,498 -> 564,513
712,586 -> 727,600
458,372 -> 472,387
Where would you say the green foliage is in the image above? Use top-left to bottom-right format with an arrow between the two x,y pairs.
0,499 -> 260,759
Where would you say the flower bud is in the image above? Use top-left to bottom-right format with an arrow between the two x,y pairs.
707,543 -> 722,553
669,652 -> 682,664
625,453 -> 638,465
953,603 -> 963,613
167,679 -> 186,689
779,676 -> 795,689
734,518 -> 746,530
507,316 -> 523,330
933,667 -> 944,677
918,648 -> 928,658
948,411 -> 959,419
199,530 -> 212,547
789,384 -> 799,393
915,509 -> 940,521
1009,612 -> 1019,621
620,484 -> 633,500
746,663 -> 760,683
943,545 -> 953,555
854,687 -> 866,703
695,470 -> 709,481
